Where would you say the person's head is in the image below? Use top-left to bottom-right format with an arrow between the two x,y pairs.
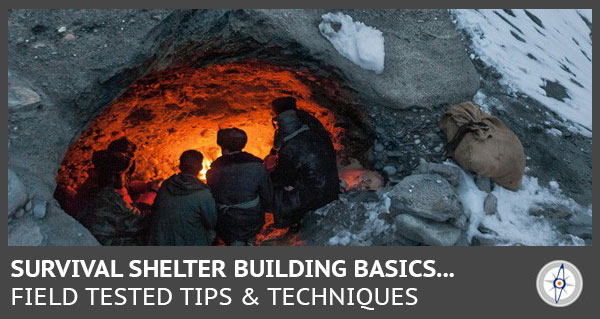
271,96 -> 297,116
179,150 -> 204,176
92,149 -> 133,189
216,127 -> 247,154
107,137 -> 137,158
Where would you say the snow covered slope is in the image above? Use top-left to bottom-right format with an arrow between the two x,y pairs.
452,9 -> 592,135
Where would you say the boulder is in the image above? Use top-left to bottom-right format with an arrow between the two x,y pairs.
413,161 -> 462,187
8,219 -> 45,246
395,213 -> 463,246
8,168 -> 28,218
388,173 -> 464,222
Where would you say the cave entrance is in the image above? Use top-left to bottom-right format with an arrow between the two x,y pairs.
55,60 -> 370,245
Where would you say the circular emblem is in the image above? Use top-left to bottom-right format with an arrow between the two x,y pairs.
536,260 -> 583,307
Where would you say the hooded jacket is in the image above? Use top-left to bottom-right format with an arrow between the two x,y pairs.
206,152 -> 273,245
149,173 -> 217,246
270,110 -> 339,228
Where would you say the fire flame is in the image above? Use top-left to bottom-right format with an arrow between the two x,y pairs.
199,158 -> 212,182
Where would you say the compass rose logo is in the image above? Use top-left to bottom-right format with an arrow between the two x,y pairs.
536,260 -> 583,307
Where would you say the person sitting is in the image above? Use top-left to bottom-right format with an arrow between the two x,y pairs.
81,149 -> 151,246
149,150 -> 217,246
206,128 -> 273,246
269,109 -> 339,231
68,137 -> 159,220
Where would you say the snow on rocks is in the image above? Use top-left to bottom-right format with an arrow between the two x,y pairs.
452,161 -> 589,246
301,191 -> 401,246
452,9 -> 592,135
319,12 -> 385,74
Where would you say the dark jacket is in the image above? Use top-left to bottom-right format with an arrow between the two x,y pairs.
270,111 -> 339,228
273,109 -> 337,163
149,173 -> 217,246
82,186 -> 149,246
206,152 -> 273,245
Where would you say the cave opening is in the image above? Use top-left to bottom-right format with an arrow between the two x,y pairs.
55,60 -> 374,245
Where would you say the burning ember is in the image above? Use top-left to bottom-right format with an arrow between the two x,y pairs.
55,61 -> 344,245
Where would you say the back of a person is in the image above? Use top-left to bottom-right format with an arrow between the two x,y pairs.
281,129 -> 339,207
296,109 -> 336,157
208,153 -> 271,245
207,129 -> 273,245
150,173 -> 216,246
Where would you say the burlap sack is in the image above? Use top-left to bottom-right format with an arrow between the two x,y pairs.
440,102 -> 525,191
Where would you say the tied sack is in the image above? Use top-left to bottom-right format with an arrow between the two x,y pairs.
440,101 -> 525,191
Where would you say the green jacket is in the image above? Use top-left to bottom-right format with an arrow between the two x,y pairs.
149,173 -> 217,246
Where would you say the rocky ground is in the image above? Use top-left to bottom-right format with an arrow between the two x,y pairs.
7,9 -> 591,246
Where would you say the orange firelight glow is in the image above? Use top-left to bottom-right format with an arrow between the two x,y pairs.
56,61 -> 343,216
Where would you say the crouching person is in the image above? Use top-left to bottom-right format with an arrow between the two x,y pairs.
207,128 -> 273,246
149,150 -> 217,246
82,150 -> 151,246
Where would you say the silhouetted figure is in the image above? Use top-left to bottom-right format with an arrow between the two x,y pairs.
269,106 -> 339,231
207,128 -> 273,246
149,150 -> 217,246
81,150 -> 150,246
68,137 -> 158,220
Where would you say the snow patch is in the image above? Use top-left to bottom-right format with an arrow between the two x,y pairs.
447,160 -> 586,246
452,9 -> 592,135
319,12 -> 385,74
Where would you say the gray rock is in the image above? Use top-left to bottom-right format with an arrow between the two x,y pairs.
413,161 -> 462,187
374,143 -> 385,152
451,213 -> 469,230
8,168 -> 28,217
14,208 -> 26,219
395,214 -> 463,246
300,192 -> 401,246
8,220 -> 45,246
528,203 -> 574,219
475,176 -> 493,193
483,193 -> 498,215
383,165 -> 397,176
388,174 -> 464,223
565,225 -> 592,240
25,200 -> 33,212
33,201 -> 47,219
8,71 -> 41,110
38,203 -> 100,246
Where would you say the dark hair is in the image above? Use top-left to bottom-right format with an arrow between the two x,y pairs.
107,137 -> 137,158
179,150 -> 204,173
92,150 -> 132,188
216,127 -> 248,152
271,96 -> 297,115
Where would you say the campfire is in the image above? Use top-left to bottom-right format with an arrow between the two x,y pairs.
55,61 -> 344,245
